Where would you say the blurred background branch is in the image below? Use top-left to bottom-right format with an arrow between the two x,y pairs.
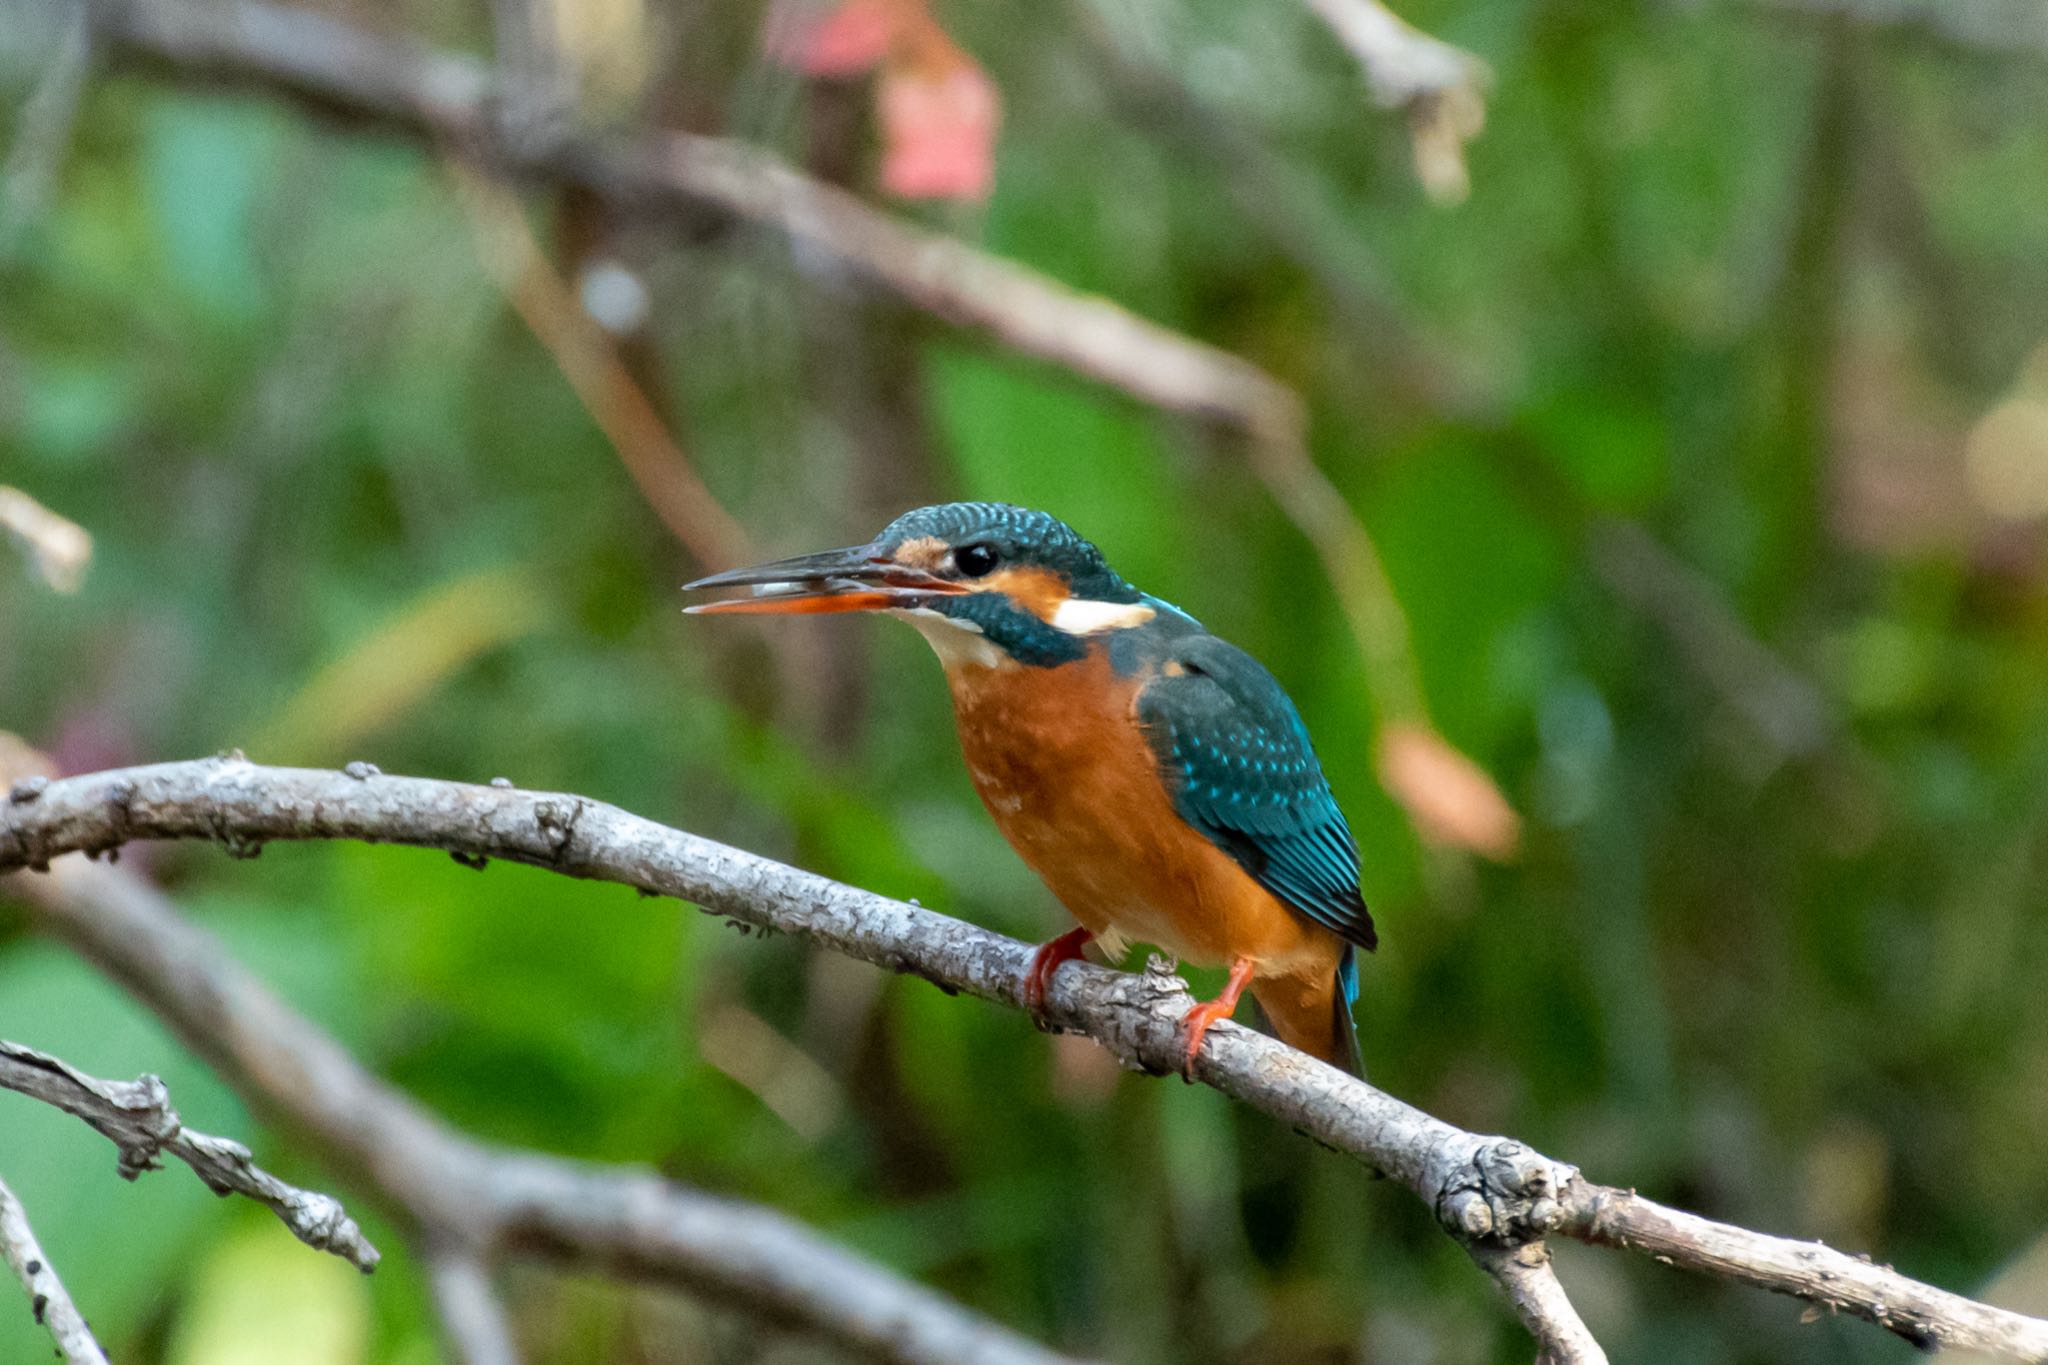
448,165 -> 754,571
84,0 -> 1295,435
1738,0 -> 2048,56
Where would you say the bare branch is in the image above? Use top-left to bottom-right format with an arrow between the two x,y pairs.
84,0 -> 1297,442
1469,1244 -> 1607,1365
1,830 -> 1095,1365
1736,0 -> 2048,59
1559,1187 -> 2048,1358
5,759 -> 2045,1360
425,1248 -> 520,1365
0,1037 -> 379,1272
0,1172 -> 109,1365
0,487 -> 92,593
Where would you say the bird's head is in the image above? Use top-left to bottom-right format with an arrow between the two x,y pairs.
684,502 -> 1157,667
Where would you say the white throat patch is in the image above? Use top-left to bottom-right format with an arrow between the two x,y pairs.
889,607 -> 1010,670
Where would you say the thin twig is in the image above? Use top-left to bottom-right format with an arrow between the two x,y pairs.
1,824 -> 1095,1365
6,759 -> 2046,1361
0,1172 -> 109,1365
0,1038 -> 379,1271
0,487 -> 92,593
1469,1244 -> 1608,1365
447,163 -> 754,570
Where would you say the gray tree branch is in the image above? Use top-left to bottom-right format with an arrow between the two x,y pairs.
0,810 -> 1094,1365
0,1171 -> 108,1365
5,758 -> 2046,1361
0,1038 -> 379,1271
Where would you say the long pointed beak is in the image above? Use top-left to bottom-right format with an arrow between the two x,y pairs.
682,545 -> 968,615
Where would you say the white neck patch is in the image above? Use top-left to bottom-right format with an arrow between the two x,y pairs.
1050,597 -> 1156,635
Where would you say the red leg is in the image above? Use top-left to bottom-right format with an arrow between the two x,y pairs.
1181,956 -> 1257,1075
1023,926 -> 1095,1020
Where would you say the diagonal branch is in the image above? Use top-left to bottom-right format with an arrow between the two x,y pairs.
5,759 -> 2047,1361
0,1173 -> 108,1365
0,816 -> 1094,1365
85,0 -> 1300,443
0,1038 -> 379,1271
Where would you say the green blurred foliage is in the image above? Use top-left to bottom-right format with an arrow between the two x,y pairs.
4,0 -> 2048,1361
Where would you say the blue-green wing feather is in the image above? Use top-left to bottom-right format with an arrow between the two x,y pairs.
1136,636 -> 1376,952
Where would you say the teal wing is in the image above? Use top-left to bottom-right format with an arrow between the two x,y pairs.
1135,635 -> 1376,952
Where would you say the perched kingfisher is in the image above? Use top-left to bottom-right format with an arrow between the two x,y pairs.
685,503 -> 1375,1073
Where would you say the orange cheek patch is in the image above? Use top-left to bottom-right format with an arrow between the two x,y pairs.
982,565 -> 1069,620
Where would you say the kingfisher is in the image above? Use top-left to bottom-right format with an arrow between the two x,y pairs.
685,502 -> 1375,1074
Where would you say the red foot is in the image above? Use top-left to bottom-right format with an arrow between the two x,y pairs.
1180,957 -> 1256,1077
1023,927 -> 1095,1023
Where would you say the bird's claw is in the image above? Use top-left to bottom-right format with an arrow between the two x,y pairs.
1176,956 -> 1256,1081
1022,927 -> 1094,1031
1177,1000 -> 1230,1081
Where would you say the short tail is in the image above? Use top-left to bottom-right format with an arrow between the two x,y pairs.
1249,947 -> 1364,1077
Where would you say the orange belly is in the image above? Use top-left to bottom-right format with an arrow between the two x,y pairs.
943,650 -> 1338,982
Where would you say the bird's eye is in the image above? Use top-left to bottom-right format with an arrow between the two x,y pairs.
953,543 -> 999,578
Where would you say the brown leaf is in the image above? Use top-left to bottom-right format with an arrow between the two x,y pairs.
1377,721 -> 1520,860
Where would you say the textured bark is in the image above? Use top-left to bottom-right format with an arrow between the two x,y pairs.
0,1038 -> 378,1269
0,1173 -> 109,1365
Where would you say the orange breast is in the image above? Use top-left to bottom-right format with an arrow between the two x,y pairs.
943,650 -> 1338,979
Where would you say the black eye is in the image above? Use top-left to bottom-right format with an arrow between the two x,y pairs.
953,543 -> 999,578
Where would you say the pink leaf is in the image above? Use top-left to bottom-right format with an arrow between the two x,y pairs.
878,57 -> 999,201
768,0 -> 901,76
